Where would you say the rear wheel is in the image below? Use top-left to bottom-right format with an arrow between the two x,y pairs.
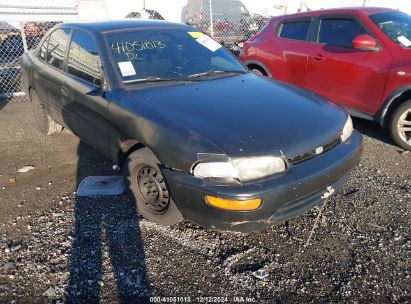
29,90 -> 63,135
123,148 -> 183,225
389,100 -> 411,151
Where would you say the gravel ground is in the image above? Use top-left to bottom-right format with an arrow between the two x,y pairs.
0,98 -> 410,303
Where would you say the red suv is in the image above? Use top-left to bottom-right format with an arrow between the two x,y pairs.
240,7 -> 411,150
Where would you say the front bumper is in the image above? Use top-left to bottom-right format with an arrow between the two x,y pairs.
163,131 -> 363,232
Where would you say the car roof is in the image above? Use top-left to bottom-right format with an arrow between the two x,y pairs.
275,6 -> 398,19
60,19 -> 192,34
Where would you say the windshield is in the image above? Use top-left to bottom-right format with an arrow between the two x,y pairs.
370,11 -> 411,48
106,27 -> 246,83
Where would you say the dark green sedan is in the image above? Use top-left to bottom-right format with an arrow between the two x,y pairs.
21,20 -> 362,232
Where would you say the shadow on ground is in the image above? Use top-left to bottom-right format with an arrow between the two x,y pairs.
352,117 -> 394,147
0,96 -> 13,111
66,141 -> 152,303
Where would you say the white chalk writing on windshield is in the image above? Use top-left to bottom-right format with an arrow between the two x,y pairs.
111,41 -> 166,60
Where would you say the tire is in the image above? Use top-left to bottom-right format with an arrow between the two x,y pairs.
29,90 -> 63,135
251,68 -> 265,76
389,99 -> 411,151
123,147 -> 183,226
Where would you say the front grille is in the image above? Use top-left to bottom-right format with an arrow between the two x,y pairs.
288,137 -> 340,165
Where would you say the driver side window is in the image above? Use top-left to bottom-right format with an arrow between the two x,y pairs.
319,18 -> 367,48
67,29 -> 102,86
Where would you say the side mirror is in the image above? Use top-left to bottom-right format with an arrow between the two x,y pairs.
352,34 -> 378,51
87,72 -> 108,97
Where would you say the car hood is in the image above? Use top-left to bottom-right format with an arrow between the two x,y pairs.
128,73 -> 347,159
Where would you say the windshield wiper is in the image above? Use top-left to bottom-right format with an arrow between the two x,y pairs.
122,71 -> 247,84
123,76 -> 201,84
188,70 -> 247,78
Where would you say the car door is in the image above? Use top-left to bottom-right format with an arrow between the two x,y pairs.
305,15 -> 392,114
60,29 -> 109,155
32,28 -> 71,124
272,17 -> 314,87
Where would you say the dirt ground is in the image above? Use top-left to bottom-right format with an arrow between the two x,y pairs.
0,98 -> 410,303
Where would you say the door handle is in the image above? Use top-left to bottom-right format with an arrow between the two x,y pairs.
309,54 -> 324,61
60,87 -> 69,97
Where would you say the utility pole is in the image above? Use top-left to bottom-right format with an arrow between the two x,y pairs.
362,0 -> 368,6
209,0 -> 214,37
300,1 -> 311,12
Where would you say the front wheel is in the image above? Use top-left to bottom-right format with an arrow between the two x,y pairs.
389,100 -> 411,151
123,148 -> 183,225
251,68 -> 264,76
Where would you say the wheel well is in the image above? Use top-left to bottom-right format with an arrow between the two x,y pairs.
118,140 -> 145,167
247,63 -> 268,76
383,90 -> 411,127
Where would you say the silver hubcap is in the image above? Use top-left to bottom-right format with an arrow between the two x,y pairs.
137,166 -> 170,215
398,108 -> 411,144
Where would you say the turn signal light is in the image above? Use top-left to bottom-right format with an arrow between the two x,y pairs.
205,195 -> 262,211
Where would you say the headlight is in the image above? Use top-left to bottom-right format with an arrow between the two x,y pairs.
341,115 -> 353,142
193,156 -> 287,182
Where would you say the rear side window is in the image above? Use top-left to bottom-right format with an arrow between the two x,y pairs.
67,30 -> 102,85
46,28 -> 71,70
319,18 -> 367,48
279,21 -> 311,41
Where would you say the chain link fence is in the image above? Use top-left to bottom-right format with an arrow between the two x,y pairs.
0,21 -> 60,100
183,0 -> 271,51
0,22 -> 24,100
0,2 -> 77,101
